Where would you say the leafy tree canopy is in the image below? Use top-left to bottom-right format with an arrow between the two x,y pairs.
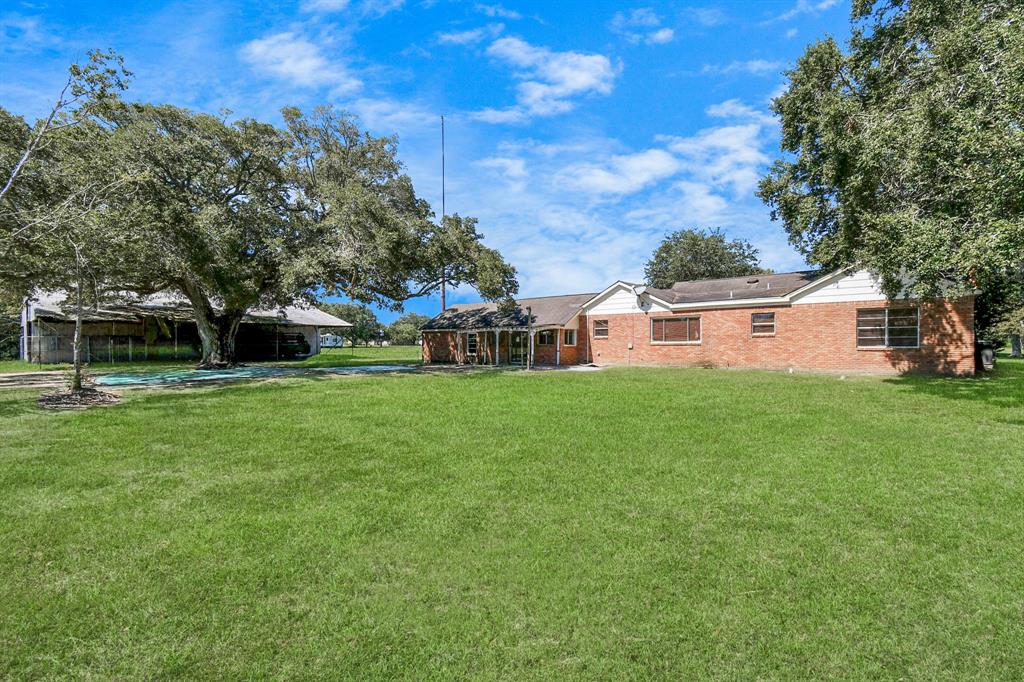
758,0 -> 1024,300
387,312 -> 431,345
644,227 -> 767,289
96,103 -> 517,366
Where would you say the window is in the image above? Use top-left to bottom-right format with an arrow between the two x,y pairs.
751,312 -> 776,336
857,307 -> 919,348
537,330 -> 555,346
651,317 -> 701,343
594,320 -> 609,338
465,332 -> 478,355
563,329 -> 577,346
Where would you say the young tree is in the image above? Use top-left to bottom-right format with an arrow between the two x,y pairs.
319,303 -> 381,346
758,0 -> 1024,299
644,228 -> 767,289
109,104 -> 517,367
0,50 -> 129,201
387,312 -> 430,346
0,51 -> 132,391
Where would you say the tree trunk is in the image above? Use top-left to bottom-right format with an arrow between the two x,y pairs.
181,280 -> 244,368
1012,334 -> 1022,358
194,309 -> 243,368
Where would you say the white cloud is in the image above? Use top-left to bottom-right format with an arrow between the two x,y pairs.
705,98 -> 775,125
474,3 -> 522,20
240,32 -> 362,93
684,7 -> 728,27
436,23 -> 504,45
348,97 -> 436,133
658,100 -> 777,198
476,156 -> 528,180
785,27 -> 798,38
476,36 -> 619,122
302,0 -> 404,16
1,15 -> 60,52
609,7 -> 676,45
770,0 -> 840,22
646,28 -> 675,44
662,124 -> 769,197
701,59 -> 780,76
361,0 -> 405,17
300,0 -> 350,11
561,149 -> 682,196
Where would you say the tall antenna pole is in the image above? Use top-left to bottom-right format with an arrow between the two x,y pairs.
440,114 -> 446,312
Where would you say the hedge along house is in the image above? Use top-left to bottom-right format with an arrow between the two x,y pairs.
19,291 -> 351,364
420,293 -> 596,367
420,269 -> 977,375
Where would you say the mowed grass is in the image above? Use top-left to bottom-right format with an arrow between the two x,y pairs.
288,345 -> 421,367
1,360 -> 1023,679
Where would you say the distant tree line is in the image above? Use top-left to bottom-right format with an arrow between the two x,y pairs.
319,303 -> 430,346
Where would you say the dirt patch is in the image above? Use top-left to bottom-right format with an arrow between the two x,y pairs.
37,388 -> 121,410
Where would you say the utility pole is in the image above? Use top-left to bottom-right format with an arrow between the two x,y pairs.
440,114 -> 446,312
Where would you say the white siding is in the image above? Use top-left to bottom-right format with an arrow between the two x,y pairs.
792,270 -> 892,305
585,286 -> 669,315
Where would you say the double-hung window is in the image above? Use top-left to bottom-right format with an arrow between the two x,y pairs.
465,332 -> 478,356
856,307 -> 919,348
563,329 -> 577,346
593,320 -> 609,338
651,317 -> 701,344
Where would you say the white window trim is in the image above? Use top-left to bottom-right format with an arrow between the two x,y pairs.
563,329 -> 576,346
593,320 -> 609,339
751,312 -> 776,337
856,306 -> 921,349
465,332 -> 479,356
650,316 -> 702,345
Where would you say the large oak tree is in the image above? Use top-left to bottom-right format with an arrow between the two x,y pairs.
106,104 -> 517,366
758,0 -> 1024,322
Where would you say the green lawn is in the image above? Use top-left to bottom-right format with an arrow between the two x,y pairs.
0,345 -> 421,375
1,360 -> 1023,679
287,344 -> 421,367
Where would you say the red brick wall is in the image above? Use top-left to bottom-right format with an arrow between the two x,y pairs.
422,330 -> 518,365
422,331 -> 457,363
580,297 -> 975,375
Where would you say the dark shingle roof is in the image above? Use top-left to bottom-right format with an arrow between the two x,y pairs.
644,270 -> 824,305
421,292 -> 596,331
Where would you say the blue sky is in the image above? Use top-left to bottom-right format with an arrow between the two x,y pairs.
1,0 -> 850,322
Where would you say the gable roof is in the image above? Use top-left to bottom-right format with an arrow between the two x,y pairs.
643,270 -> 827,305
27,291 -> 351,328
421,292 -> 596,331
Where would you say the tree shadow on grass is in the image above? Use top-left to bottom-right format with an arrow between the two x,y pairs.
883,355 -> 1024,411
0,394 -> 42,418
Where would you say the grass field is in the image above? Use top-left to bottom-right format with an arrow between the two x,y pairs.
0,345 -> 421,375
1,359 -> 1023,678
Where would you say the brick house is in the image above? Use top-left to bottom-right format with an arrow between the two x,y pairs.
420,269 -> 976,375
